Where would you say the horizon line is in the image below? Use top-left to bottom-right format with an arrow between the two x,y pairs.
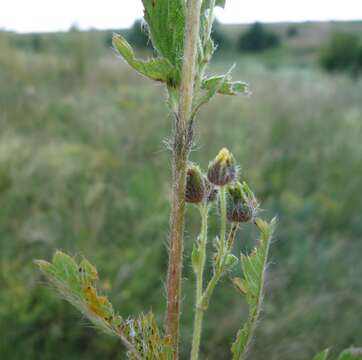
1,18 -> 362,35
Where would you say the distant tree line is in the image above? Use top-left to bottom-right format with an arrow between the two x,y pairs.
237,22 -> 280,52
124,19 -> 362,77
320,32 -> 362,76
126,19 -> 281,53
13,21 -> 283,55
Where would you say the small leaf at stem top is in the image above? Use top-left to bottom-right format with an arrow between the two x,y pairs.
202,75 -> 250,96
113,35 -> 175,84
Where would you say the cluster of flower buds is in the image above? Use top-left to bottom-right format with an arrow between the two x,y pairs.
186,148 -> 259,222
189,148 -> 259,220
226,181 -> 259,223
185,163 -> 218,204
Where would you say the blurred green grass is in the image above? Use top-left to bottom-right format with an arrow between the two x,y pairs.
0,22 -> 362,359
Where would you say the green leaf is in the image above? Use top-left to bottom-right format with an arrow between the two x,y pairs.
35,251 -> 172,359
113,34 -> 175,83
35,251 -> 120,337
202,75 -> 250,96
142,0 -> 186,71
231,218 -> 276,360
313,349 -> 330,360
337,348 -> 362,360
193,70 -> 250,118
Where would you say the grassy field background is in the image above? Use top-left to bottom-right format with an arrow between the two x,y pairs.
1,21 -> 362,359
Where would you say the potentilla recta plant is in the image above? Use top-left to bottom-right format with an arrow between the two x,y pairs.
34,1 -> 361,360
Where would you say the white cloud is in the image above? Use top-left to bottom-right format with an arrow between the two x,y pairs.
0,0 -> 361,33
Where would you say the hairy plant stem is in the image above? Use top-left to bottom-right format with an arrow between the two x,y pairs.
205,0 -> 216,45
219,185 -> 227,259
165,0 -> 203,358
191,205 -> 209,360
199,201 -> 238,310
227,223 -> 239,249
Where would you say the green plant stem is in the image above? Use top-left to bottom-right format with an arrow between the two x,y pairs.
219,185 -> 227,258
227,223 -> 239,250
198,221 -> 237,311
196,186 -> 228,309
205,0 -> 216,44
165,0 -> 203,358
199,268 -> 222,309
191,204 -> 209,360
195,0 -> 215,91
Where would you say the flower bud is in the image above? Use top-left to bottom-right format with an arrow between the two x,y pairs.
185,163 -> 205,204
226,181 -> 259,223
207,148 -> 237,186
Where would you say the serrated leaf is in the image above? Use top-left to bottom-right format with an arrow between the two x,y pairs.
113,34 -> 175,83
313,349 -> 330,360
35,251 -> 119,336
35,251 -> 172,359
142,0 -> 186,72
337,348 -> 362,360
231,218 -> 276,360
202,75 -> 250,96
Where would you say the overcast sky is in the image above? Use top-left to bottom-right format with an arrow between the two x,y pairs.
1,0 -> 361,33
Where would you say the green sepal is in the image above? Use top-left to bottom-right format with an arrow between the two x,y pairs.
112,34 -> 175,84
313,349 -> 330,360
224,253 -> 239,269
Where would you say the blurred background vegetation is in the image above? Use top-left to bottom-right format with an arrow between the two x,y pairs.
0,19 -> 362,360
